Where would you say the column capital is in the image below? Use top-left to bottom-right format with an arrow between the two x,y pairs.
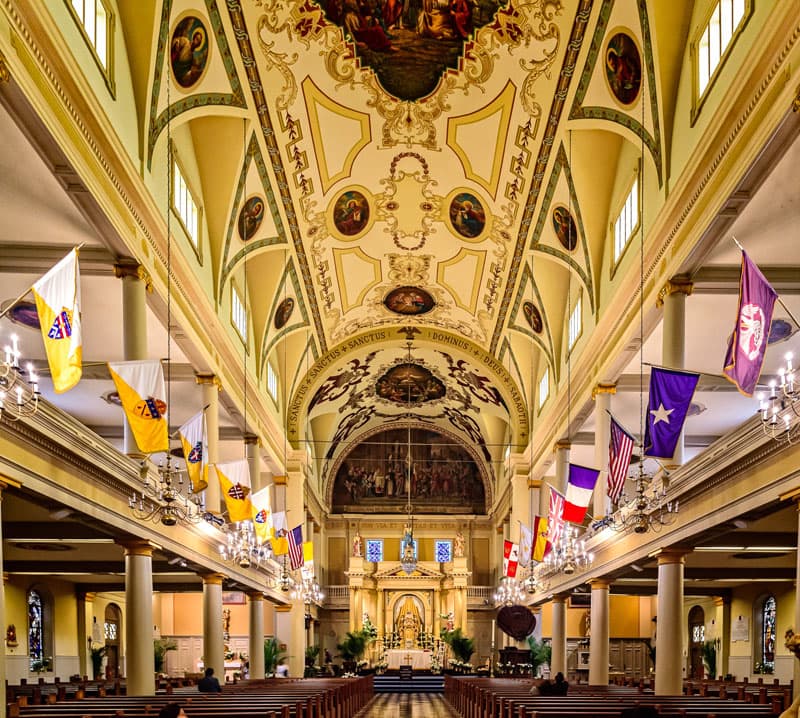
275,604 -> 292,613
195,373 -> 222,391
713,596 -> 729,607
200,572 -> 226,585
113,261 -> 153,292
656,276 -> 693,307
792,82 -> 800,113
654,547 -> 691,565
246,591 -> 265,601
588,578 -> 611,590
244,433 -> 260,446
273,474 -> 288,485
554,440 -> 571,451
116,539 -> 155,557
551,593 -> 570,604
592,383 -> 617,400
0,474 -> 22,490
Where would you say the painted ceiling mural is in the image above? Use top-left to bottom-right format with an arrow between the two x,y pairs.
144,0 -> 666,497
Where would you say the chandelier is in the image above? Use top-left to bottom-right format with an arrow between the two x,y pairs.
539,524 -> 593,576
493,576 -> 528,606
276,557 -> 292,592
758,352 -> 798,443
291,576 -> 324,606
0,334 -> 40,421
129,458 -> 209,526
219,520 -> 271,568
604,464 -> 678,534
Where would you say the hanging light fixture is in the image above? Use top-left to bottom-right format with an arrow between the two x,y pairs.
290,576 -> 324,606
538,524 -> 593,576
604,463 -> 678,534
400,340 -> 417,574
758,352 -> 799,443
0,333 -> 39,420
129,458 -> 209,526
219,520 -> 272,568
493,576 -> 527,606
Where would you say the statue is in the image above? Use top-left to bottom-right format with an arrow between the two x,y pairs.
454,530 -> 465,558
6,624 -> 18,647
396,596 -> 422,647
352,531 -> 363,557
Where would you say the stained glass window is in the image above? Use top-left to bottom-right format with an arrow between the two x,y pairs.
435,540 -> 452,563
365,539 -> 383,563
104,622 -> 117,640
692,624 -> 705,643
762,595 -> 776,670
28,589 -> 44,671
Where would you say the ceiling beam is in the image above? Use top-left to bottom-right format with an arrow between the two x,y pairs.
0,243 -> 116,276
692,266 -> 800,294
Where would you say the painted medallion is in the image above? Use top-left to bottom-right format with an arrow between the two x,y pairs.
237,196 -> 265,241
274,297 -> 295,329
170,16 -> 211,89
522,301 -> 543,334
376,363 -> 445,404
5,301 -> 40,329
449,192 -> 486,239
604,32 -> 641,106
551,205 -> 578,251
333,190 -> 370,236
384,287 -> 435,315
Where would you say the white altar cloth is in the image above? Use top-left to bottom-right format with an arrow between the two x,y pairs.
386,649 -> 432,670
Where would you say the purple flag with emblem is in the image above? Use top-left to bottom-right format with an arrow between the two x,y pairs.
644,367 -> 700,459
723,251 -> 778,396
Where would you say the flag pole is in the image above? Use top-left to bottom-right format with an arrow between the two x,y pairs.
732,236 -> 800,327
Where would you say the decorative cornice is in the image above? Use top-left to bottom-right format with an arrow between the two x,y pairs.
793,83 -> 800,113
116,539 -> 155,557
0,48 -> 9,83
591,383 -> 617,400
655,276 -> 694,308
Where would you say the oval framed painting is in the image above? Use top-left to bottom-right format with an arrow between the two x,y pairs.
522,301 -> 543,334
551,205 -> 578,251
448,191 -> 487,239
604,31 -> 642,106
331,189 -> 371,239
274,297 -> 295,329
237,195 -> 265,241
2,300 -> 40,329
170,14 -> 211,90
384,286 -> 435,316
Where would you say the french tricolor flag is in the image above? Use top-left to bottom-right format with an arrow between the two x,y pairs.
562,463 -> 601,524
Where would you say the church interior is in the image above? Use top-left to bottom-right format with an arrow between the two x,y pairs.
0,0 -> 799,714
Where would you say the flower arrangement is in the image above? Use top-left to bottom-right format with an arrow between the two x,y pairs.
430,653 -> 441,674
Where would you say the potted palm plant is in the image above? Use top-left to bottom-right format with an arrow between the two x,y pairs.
702,639 -> 719,680
89,643 -> 106,680
337,631 -> 369,674
526,636 -> 552,678
264,637 -> 288,677
154,638 -> 177,675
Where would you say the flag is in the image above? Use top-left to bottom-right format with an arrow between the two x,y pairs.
178,410 -> 208,492
563,464 -> 601,524
32,248 -> 82,393
723,251 -> 778,396
518,522 -> 532,568
216,458 -> 252,522
531,515 -> 550,562
271,511 -> 289,555
502,540 -> 519,578
548,486 -> 565,548
288,524 -> 304,570
608,415 -> 635,503
250,487 -> 272,544
107,359 -> 168,453
301,542 -> 314,580
644,367 -> 700,459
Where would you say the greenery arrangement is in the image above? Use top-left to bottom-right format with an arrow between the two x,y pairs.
441,628 -> 475,665
264,637 -> 288,677
153,638 -> 177,674
89,643 -> 107,679
702,639 -> 719,680
336,630 -> 371,662
526,636 -> 552,678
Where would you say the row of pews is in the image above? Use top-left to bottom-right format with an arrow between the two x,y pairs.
444,676 -> 787,718
7,677 -> 374,718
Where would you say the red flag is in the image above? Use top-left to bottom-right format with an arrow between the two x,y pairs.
502,540 -> 519,577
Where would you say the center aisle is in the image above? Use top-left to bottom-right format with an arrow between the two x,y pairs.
356,693 -> 459,717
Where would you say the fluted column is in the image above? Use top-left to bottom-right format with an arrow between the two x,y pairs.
588,579 -> 610,686
592,384 -> 616,519
119,540 -> 155,695
657,277 -> 693,467
202,573 -> 225,680
115,262 -> 150,457
550,594 -> 568,676
197,374 -> 221,514
247,592 -> 265,679
655,549 -> 689,695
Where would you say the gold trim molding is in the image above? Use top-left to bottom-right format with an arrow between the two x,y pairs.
656,276 -> 694,308
0,50 -> 9,83
591,382 -> 617,400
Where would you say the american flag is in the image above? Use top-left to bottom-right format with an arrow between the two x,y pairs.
548,486 -> 565,549
288,524 -> 304,570
608,415 -> 635,504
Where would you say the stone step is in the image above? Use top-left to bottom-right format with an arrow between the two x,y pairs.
373,675 -> 444,694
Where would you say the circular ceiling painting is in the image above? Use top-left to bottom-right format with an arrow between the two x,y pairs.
238,195 -> 265,241
522,301 -> 543,334
333,190 -> 370,236
274,297 -> 295,329
170,15 -> 211,89
449,192 -> 486,239
551,205 -> 578,251
604,32 -> 642,106
376,363 -> 445,404
384,286 -> 435,315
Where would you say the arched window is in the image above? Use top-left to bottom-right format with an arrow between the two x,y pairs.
27,587 -> 55,673
761,595 -> 776,671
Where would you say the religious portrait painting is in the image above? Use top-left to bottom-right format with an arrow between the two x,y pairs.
170,15 -> 211,90
333,190 -> 370,237
522,301 -> 543,334
551,205 -> 578,251
604,32 -> 642,106
376,363 -> 445,404
449,192 -> 486,239
237,195 -> 265,241
384,286 -> 435,316
274,297 -> 295,329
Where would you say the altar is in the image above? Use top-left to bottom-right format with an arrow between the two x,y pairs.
386,649 -> 432,670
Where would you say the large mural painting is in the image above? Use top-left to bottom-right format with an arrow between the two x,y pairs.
319,0 -> 505,100
331,427 -> 486,513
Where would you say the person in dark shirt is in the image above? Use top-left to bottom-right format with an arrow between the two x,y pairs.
552,671 -> 569,695
198,667 -> 222,692
159,703 -> 187,718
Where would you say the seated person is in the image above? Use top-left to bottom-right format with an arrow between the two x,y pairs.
197,667 -> 222,693
529,678 -> 552,695
159,704 -> 187,718
276,661 -> 289,677
552,671 -> 569,695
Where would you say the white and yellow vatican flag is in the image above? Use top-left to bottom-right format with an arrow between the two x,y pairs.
107,359 -> 168,453
32,248 -> 82,393
216,458 -> 252,522
271,510 -> 289,556
250,486 -> 272,544
178,410 -> 209,492
301,542 -> 314,580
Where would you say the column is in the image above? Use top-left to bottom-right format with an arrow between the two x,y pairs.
285,465 -> 307,677
588,579 -> 610,686
657,277 -> 693,467
655,549 -> 688,695
592,384 -> 616,519
247,592 -> 265,679
197,374 -> 221,514
550,594 -> 568,676
377,589 -> 385,641
554,441 -> 570,493
245,434 -> 261,493
114,262 -> 150,457
120,540 -> 155,695
794,501 -> 800,699
0,484 -> 8,718
202,573 -> 225,681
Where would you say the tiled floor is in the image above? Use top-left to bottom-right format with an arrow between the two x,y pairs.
356,693 -> 459,717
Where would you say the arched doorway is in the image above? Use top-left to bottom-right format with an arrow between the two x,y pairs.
688,605 -> 705,679
104,604 -> 121,679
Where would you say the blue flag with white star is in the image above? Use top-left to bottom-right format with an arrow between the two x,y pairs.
644,367 -> 700,459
